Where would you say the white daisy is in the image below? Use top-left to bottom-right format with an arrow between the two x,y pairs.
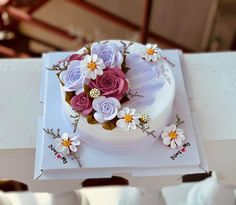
116,107 -> 141,131
80,54 -> 105,80
161,124 -> 185,149
54,133 -> 80,156
142,44 -> 161,62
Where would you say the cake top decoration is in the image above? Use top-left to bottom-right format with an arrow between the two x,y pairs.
49,40 -> 171,131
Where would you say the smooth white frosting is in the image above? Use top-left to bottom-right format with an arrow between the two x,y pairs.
60,41 -> 175,152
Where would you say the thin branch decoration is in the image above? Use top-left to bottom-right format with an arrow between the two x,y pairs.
43,128 -> 61,138
47,60 -> 68,72
136,123 -> 157,138
126,90 -> 144,99
120,40 -> 134,55
160,61 -> 171,84
162,56 -> 175,67
71,152 -> 82,167
70,112 -> 81,133
43,128 -> 82,167
176,114 -> 184,128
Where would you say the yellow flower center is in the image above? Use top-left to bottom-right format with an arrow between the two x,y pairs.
62,139 -> 71,147
124,114 -> 133,123
169,131 -> 177,139
87,62 -> 97,71
146,48 -> 155,55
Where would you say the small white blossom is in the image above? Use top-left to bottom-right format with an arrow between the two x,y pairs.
140,113 -> 150,123
142,44 -> 161,62
161,124 -> 185,149
89,88 -> 101,98
116,107 -> 141,131
54,133 -> 80,155
80,54 -> 105,80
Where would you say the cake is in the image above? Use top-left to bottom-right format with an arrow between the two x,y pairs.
52,40 -> 175,152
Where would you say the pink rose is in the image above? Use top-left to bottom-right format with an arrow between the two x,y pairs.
68,54 -> 83,62
89,68 -> 128,100
71,92 -> 93,116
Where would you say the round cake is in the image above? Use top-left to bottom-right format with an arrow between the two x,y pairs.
57,40 -> 175,152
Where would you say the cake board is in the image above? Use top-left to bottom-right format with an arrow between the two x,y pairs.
34,50 -> 208,180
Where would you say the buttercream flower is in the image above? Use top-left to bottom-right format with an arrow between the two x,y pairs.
116,107 -> 141,131
141,44 -> 161,62
91,42 -> 123,68
60,60 -> 85,94
80,54 -> 105,80
88,68 -> 128,100
92,96 -> 121,123
71,92 -> 93,116
55,132 -> 80,155
161,124 -> 185,149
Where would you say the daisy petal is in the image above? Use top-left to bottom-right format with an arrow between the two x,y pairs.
170,140 -> 176,149
116,119 -> 126,128
130,108 -> 136,115
61,147 -> 70,155
129,122 -> 136,130
90,71 -> 96,79
85,55 -> 91,62
62,133 -> 69,140
72,140 -> 80,146
122,123 -> 130,131
176,128 -> 184,134
70,145 -> 77,152
163,137 -> 171,145
117,110 -> 125,118
161,132 -> 168,139
169,124 -> 176,132
178,134 -> 185,140
55,144 -> 63,152
54,138 -> 62,144
96,68 -> 103,75
175,138 -> 183,146
123,107 -> 129,114
92,54 -> 98,61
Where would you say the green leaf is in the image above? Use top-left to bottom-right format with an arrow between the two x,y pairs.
56,72 -> 65,86
102,121 -> 117,130
87,114 -> 98,124
120,95 -> 130,104
83,84 -> 90,95
65,91 -> 75,105
121,65 -> 130,74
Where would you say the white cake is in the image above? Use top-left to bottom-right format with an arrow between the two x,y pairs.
58,40 -> 175,152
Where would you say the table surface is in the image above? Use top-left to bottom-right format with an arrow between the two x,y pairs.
0,52 -> 236,190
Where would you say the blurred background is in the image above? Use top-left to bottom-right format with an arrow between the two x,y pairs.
0,0 -> 235,58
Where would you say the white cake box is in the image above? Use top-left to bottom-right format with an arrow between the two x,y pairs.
34,50 -> 208,180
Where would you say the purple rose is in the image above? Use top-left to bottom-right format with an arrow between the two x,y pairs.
59,60 -> 85,94
92,96 -> 121,123
88,68 -> 128,100
71,92 -> 93,116
91,42 -> 123,68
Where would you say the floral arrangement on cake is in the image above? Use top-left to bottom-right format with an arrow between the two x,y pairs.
49,41 -> 169,131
